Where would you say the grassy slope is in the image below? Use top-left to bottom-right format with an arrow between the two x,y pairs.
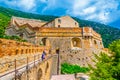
0,13 -> 10,36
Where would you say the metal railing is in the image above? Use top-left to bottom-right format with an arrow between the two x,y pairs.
0,54 -> 52,80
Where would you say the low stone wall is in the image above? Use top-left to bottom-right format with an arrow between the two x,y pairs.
11,55 -> 57,80
0,38 -> 50,74
0,38 -> 50,57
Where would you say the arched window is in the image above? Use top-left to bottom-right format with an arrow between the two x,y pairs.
41,38 -> 50,46
20,33 -> 23,38
41,38 -> 47,46
94,40 -> 98,48
72,38 -> 81,48
94,40 -> 97,44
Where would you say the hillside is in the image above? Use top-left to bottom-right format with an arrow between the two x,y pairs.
0,6 -> 120,47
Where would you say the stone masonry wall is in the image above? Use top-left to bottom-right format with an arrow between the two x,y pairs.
38,36 -> 103,67
12,55 -> 56,80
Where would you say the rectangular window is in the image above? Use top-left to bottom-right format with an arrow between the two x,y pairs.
58,19 -> 61,23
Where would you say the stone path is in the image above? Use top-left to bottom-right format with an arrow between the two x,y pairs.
51,74 -> 75,80
51,73 -> 89,80
0,58 -> 42,80
0,53 -> 41,73
0,53 -> 42,80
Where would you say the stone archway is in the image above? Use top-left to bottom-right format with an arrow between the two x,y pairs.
71,38 -> 82,48
20,33 -> 24,38
94,40 -> 98,48
41,38 -> 50,46
37,68 -> 42,80
41,38 -> 46,46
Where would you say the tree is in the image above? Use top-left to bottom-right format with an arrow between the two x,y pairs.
90,40 -> 120,80
109,40 -> 120,79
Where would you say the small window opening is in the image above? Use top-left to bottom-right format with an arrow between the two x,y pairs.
58,19 -> 61,23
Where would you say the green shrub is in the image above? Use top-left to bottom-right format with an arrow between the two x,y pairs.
61,63 -> 90,74
1,35 -> 27,42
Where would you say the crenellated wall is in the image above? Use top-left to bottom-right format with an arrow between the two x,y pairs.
0,38 -> 52,75
0,38 -> 50,58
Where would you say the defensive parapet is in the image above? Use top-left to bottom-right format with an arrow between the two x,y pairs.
0,38 -> 52,77
37,27 -> 82,37
82,27 -> 101,40
0,38 -> 50,58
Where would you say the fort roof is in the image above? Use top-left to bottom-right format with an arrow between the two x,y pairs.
11,16 -> 47,28
9,16 -> 101,38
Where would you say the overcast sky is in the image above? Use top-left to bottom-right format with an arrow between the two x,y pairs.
0,0 -> 120,28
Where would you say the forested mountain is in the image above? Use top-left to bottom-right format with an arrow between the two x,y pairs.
0,6 -> 120,47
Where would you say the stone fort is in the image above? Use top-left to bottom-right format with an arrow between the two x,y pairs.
6,15 -> 105,67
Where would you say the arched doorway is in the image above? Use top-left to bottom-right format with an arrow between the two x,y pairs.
71,38 -> 82,48
37,68 -> 42,80
20,33 -> 24,38
94,40 -> 98,48
41,38 -> 50,46
41,38 -> 46,46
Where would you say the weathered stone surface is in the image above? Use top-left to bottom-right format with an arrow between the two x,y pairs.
5,15 -> 107,68
0,38 -> 50,74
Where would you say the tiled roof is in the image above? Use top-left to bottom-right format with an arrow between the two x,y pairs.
12,16 -> 47,28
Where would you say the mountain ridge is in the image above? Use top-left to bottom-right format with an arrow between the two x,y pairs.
0,6 -> 120,47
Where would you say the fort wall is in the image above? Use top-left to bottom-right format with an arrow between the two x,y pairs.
5,16 -> 105,67
0,38 -> 50,57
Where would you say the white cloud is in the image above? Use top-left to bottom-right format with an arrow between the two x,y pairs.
83,6 -> 96,15
1,0 -> 36,11
67,0 -> 120,24
98,12 -> 109,23
73,0 -> 89,9
19,0 -> 36,11
0,0 -> 120,24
